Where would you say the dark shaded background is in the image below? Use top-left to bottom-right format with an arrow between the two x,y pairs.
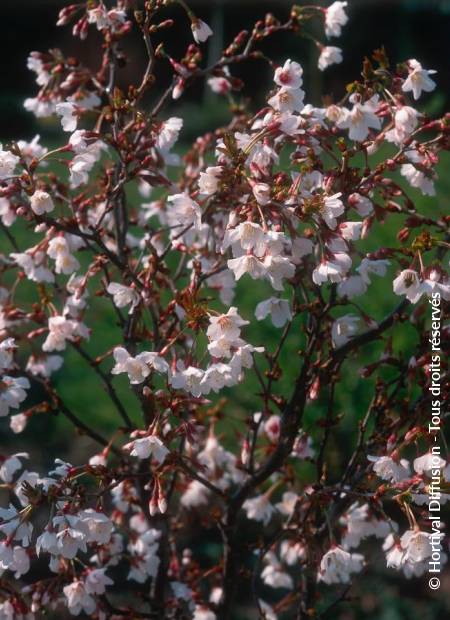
2,0 -> 450,142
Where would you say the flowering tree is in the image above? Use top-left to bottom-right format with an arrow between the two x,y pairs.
0,0 -> 449,618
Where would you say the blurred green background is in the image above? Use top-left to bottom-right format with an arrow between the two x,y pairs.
1,1 -> 449,618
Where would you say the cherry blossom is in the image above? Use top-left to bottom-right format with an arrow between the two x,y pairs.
42,316 -> 89,352
318,46 -> 343,71
0,377 -> 30,417
274,59 -> 304,90
325,2 -> 349,38
318,546 -> 364,584
368,455 -> 411,482
243,494 -> 276,525
111,347 -> 168,383
55,102 -> 79,132
261,552 -> 294,589
106,282 -> 140,310
337,95 -> 381,141
255,298 -> 292,328
392,269 -> 423,303
123,433 -> 170,465
191,19 -> 213,44
0,453 -> 28,483
402,59 -> 437,100
29,190 -> 55,215
0,146 -> 19,180
167,193 -> 203,230
331,314 -> 360,348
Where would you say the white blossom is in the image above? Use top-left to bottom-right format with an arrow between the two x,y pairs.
402,59 -> 437,100
386,106 -> 420,145
84,568 -> 113,595
191,19 -> 213,44
274,60 -> 303,90
0,453 -> 28,483
26,354 -> 64,378
280,540 -> 306,566
63,581 -> 95,616
318,546 -> 364,584
111,347 -> 168,383
357,258 -> 390,284
47,236 -> 80,275
331,315 -> 359,348
11,250 -> 54,283
79,509 -> 113,545
55,102 -> 78,132
264,255 -> 296,290
0,146 -> 19,180
9,413 -> 28,434
167,193 -> 202,230
29,190 -> 54,215
368,455 -> 411,482
123,434 -> 170,465
0,377 -> 30,417
199,167 -> 222,195
181,480 -> 210,509
0,198 -> 15,227
193,606 -> 216,620
0,338 -> 16,371
337,96 -> 381,142
392,269 -> 422,303
325,2 -> 349,38
318,46 -> 343,71
275,491 -> 298,516
261,552 -> 293,589
227,255 -> 267,281
313,254 -> 351,285
107,282 -> 140,310
207,307 -> 249,342
169,364 -> 205,397
87,6 -> 127,32
349,193 -> 374,216
341,503 -> 391,549
337,275 -> 368,298
264,415 -> 281,443
252,182 -> 271,206
400,149 -> 436,196
268,87 -> 305,113
255,298 -> 291,328
243,494 -> 275,525
156,117 -> 183,152
43,316 -> 89,352
208,76 -> 231,95
321,192 -> 345,229
222,222 -> 266,255
413,452 -> 445,476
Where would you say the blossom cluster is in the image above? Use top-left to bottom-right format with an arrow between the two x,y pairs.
0,1 -> 448,618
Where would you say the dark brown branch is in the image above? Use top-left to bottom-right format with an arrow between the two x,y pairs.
56,399 -> 121,456
218,321 -> 320,620
71,342 -> 133,429
331,299 -> 409,364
